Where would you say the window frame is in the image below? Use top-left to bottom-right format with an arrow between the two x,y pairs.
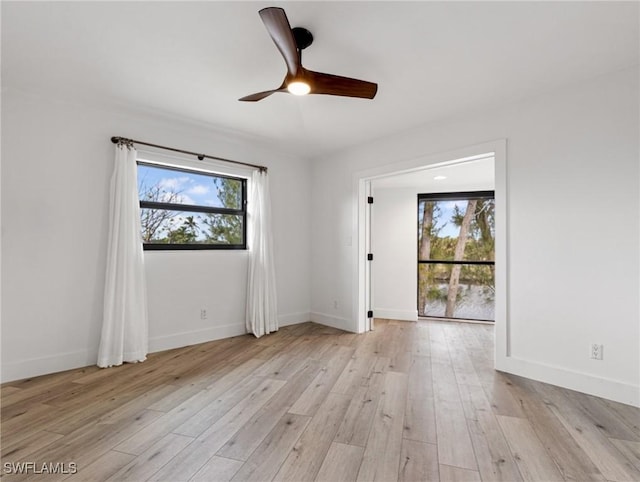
137,161 -> 247,251
417,190 -> 495,264
417,190 -> 495,322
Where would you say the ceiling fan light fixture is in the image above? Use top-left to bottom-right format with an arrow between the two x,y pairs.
287,80 -> 311,96
287,80 -> 311,95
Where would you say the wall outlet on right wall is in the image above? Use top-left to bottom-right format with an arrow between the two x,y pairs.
590,343 -> 604,360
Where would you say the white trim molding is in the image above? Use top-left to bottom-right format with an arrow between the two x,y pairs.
148,323 -> 247,353
310,312 -> 354,332
1,349 -> 96,383
278,311 -> 312,327
372,309 -> 418,322
501,356 -> 640,407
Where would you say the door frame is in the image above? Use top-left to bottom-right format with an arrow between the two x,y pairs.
352,139 -> 509,367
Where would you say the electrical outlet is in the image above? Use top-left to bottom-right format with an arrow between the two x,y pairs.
333,300 -> 338,309
200,309 -> 207,320
590,343 -> 603,360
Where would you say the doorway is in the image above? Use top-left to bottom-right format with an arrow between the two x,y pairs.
354,140 -> 507,349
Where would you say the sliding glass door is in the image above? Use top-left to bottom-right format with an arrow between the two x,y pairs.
418,191 -> 495,321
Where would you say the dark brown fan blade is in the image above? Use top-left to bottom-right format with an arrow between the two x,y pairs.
238,86 -> 286,102
306,69 -> 378,99
259,7 -> 301,77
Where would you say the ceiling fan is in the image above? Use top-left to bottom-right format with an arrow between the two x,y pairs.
239,7 -> 378,102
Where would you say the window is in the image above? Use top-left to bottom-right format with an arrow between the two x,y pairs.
137,162 -> 246,250
417,191 -> 495,321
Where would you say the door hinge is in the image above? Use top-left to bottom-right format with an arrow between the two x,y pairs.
367,310 -> 373,318
367,196 -> 374,204
367,253 -> 373,261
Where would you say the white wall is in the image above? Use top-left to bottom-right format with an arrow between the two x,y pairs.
1,88 -> 312,382
310,68 -> 639,406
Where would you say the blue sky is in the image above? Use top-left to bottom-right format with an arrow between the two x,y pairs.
420,199 -> 495,239
137,164 -> 225,207
419,200 -> 468,238
434,200 -> 466,238
137,164 -> 237,241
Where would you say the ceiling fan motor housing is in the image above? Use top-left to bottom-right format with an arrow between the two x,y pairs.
292,27 -> 313,50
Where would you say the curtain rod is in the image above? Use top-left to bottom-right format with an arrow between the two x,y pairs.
110,136 -> 267,172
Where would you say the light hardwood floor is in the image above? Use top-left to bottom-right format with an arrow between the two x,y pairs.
2,319 -> 639,481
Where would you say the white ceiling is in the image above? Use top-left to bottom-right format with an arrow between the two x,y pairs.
372,156 -> 494,191
3,1 -> 638,159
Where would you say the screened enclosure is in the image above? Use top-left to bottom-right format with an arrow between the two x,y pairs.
418,191 -> 495,321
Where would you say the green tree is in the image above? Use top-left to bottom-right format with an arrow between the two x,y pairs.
445,199 -> 477,317
166,216 -> 199,244
418,201 -> 443,314
138,182 -> 183,242
462,199 -> 495,299
204,178 -> 243,244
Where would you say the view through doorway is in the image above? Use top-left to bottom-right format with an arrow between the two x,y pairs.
361,152 -> 497,332
417,191 -> 495,321
355,141 -> 506,340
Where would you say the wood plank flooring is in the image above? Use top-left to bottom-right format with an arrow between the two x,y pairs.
2,319 -> 639,481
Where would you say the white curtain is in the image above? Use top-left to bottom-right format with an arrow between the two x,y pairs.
246,169 -> 278,337
97,142 -> 149,367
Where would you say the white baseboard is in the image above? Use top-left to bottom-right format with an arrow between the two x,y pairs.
148,323 -> 247,353
373,308 -> 418,322
150,311 -> 311,352
4,316 -> 636,408
497,355 -> 640,407
1,349 -> 96,383
310,312 -> 354,332
278,311 -> 311,327
1,312 -> 312,383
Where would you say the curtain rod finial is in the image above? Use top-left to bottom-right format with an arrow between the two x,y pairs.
111,136 -> 120,144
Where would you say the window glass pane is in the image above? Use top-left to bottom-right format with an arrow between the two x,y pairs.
418,198 -> 494,261
140,209 -> 243,245
138,164 -> 242,209
418,263 -> 495,321
202,213 -> 244,245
